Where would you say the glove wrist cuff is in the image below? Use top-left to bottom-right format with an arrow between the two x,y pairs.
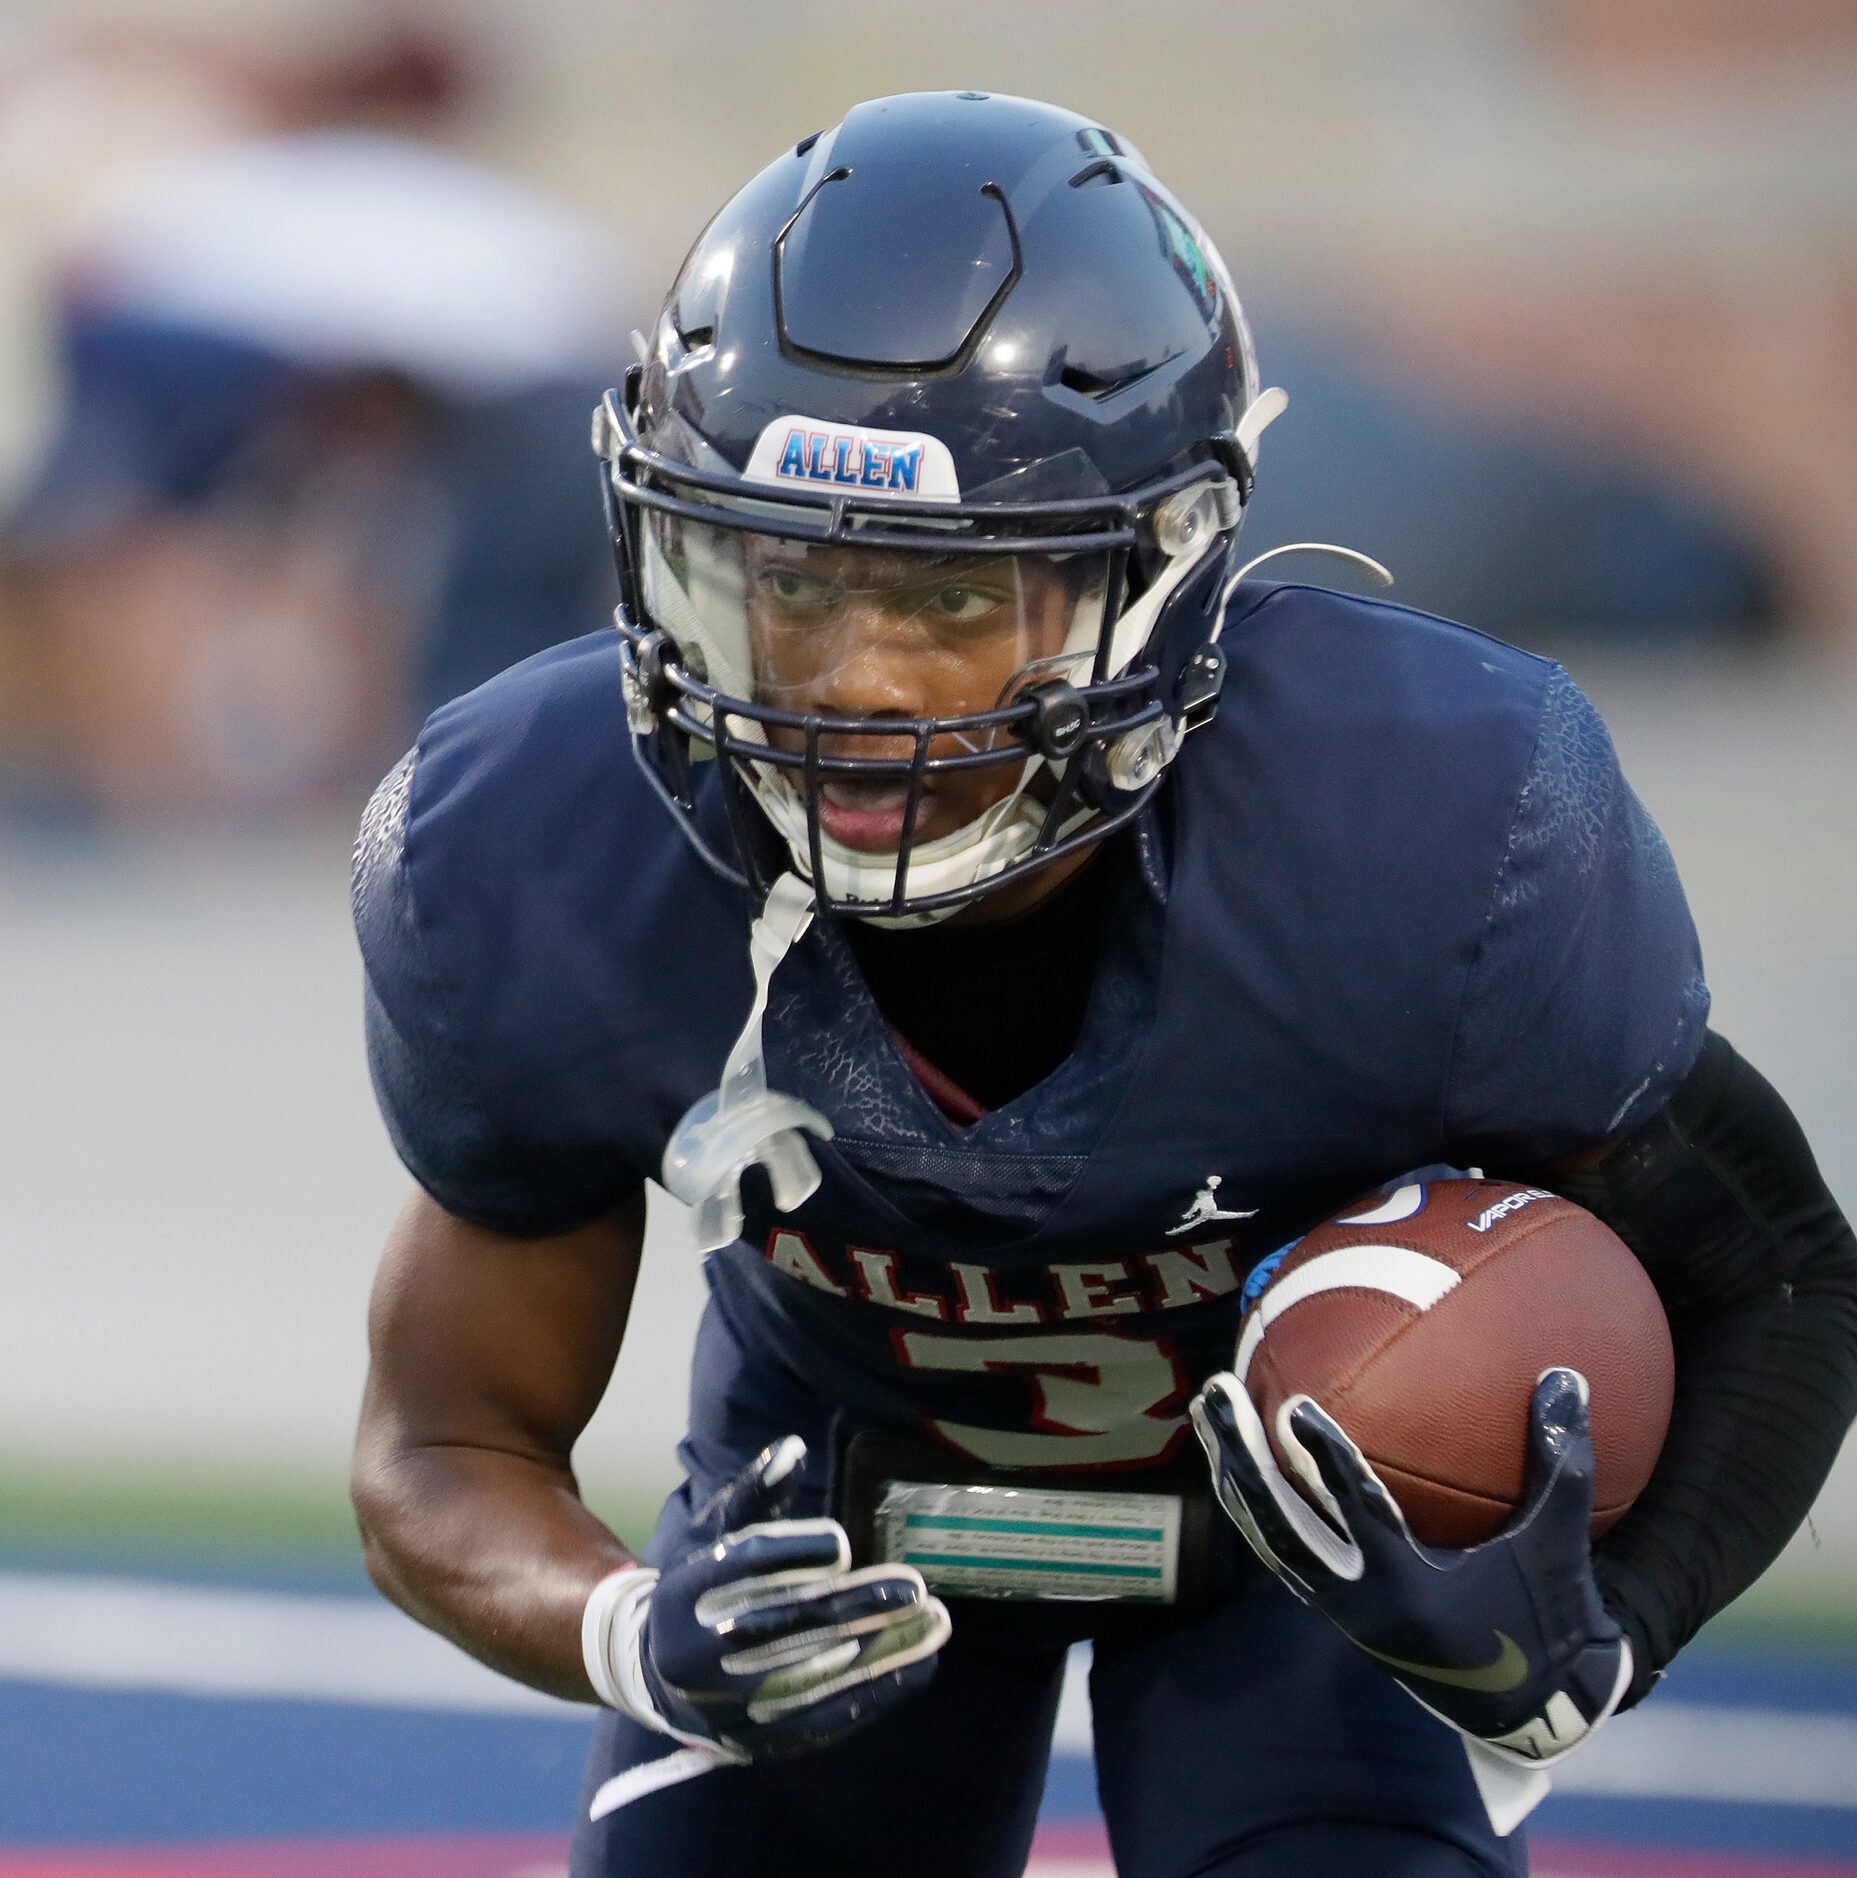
583,1565 -> 736,1757
1459,1639 -> 1635,1838
1479,1636 -> 1636,1772
582,1565 -> 660,1718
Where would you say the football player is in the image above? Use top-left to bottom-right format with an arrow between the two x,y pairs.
350,92 -> 1857,1877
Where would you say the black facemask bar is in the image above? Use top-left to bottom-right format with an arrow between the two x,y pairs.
593,381 -> 1240,919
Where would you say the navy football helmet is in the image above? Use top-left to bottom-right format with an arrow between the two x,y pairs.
595,90 -> 1283,919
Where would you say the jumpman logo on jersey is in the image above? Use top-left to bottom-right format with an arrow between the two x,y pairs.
1167,1175 -> 1257,1235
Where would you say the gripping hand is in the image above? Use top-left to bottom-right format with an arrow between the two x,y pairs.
583,1436 -> 951,1760
1191,1367 -> 1632,1832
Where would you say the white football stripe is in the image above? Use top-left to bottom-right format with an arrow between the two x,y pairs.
1335,1182 -> 1427,1226
1234,1245 -> 1460,1383
1,1578 -> 1854,1814
0,1571 -> 575,1716
1554,1700 -> 1857,1806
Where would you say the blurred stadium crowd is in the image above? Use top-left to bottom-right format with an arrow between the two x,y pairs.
0,4 -> 628,830
0,0 -> 1853,838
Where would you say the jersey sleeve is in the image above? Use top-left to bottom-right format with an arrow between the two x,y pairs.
352,749 -> 640,1236
1442,664 -> 1710,1163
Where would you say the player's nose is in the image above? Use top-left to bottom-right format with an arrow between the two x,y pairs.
807,615 -> 939,735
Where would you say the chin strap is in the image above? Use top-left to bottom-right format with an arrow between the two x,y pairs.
660,873 -> 834,1252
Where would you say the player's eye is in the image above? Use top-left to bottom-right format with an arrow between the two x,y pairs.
922,582 -> 1011,625
756,566 -> 840,612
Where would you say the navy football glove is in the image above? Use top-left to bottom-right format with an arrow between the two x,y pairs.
1192,1367 -> 1633,1833
582,1436 -> 951,1761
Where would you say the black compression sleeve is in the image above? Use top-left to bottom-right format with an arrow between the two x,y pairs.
1539,1031 -> 1857,1706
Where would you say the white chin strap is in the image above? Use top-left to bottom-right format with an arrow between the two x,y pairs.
660,873 -> 834,1250
745,759 -> 1095,926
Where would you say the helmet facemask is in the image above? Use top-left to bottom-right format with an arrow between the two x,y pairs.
599,385 -> 1243,922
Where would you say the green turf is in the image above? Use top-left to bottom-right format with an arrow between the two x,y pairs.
2,1466 -> 1851,1650
0,1466 -> 661,1581
1706,1574 -> 1857,1649
0,1466 -> 359,1573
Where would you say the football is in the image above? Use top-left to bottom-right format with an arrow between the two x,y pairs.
1236,1176 -> 1674,1548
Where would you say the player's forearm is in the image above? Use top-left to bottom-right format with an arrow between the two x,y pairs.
352,1190 -> 647,1700
353,1436 -> 636,1702
1547,1031 -> 1857,1698
1591,1265 -> 1856,1685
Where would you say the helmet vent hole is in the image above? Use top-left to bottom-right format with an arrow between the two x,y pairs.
1069,158 -> 1124,190
1076,127 -> 1125,156
674,320 -> 716,353
794,130 -> 822,156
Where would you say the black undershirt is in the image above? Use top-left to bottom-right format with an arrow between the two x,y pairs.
844,851 -> 1119,1113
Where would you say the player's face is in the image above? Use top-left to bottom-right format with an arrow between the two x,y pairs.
644,516 -> 1103,855
745,537 -> 1090,851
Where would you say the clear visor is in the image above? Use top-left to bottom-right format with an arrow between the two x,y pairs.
641,513 -> 1110,735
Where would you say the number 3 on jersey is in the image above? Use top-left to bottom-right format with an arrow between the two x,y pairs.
896,1328 -> 1187,1468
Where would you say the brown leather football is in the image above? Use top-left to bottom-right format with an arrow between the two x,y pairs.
1237,1176 -> 1673,1548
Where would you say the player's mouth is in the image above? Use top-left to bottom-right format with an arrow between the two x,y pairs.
816,777 -> 921,852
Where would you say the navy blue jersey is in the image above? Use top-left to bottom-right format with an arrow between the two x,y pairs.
354,580 -> 1708,1477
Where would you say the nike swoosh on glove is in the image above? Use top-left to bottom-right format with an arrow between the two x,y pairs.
1191,1366 -> 1633,1835
582,1435 -> 951,1761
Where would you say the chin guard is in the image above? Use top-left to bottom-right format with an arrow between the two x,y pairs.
660,874 -> 834,1252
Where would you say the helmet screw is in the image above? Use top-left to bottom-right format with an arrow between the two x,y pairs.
1154,484 -> 1223,558
1107,717 -> 1181,790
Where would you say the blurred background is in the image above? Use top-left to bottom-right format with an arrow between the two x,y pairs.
1,2 -> 1853,1874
